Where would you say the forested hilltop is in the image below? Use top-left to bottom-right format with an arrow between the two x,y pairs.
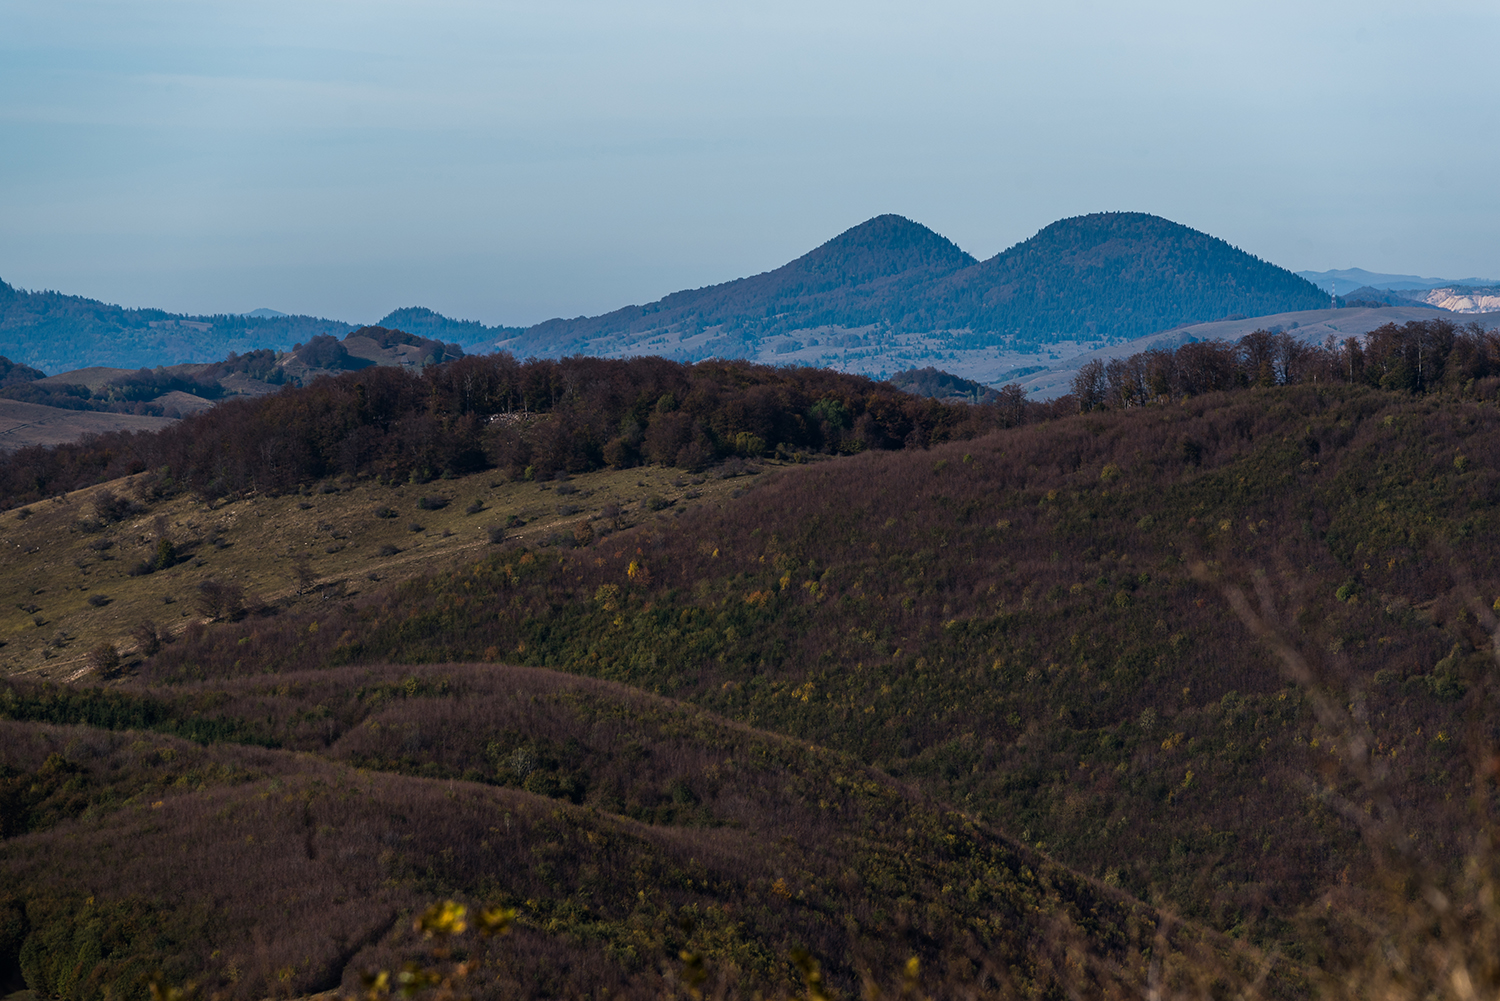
0,280 -> 354,373
0,282 -> 502,375
2,320 -> 1499,999
0,355 -> 1034,508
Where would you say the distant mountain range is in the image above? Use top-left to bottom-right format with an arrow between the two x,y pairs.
19,211 -> 1488,382
1337,283 -> 1500,314
0,281 -> 349,374
1298,267 -> 1500,297
0,283 -> 512,375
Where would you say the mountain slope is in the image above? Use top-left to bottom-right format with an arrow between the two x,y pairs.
0,280 -> 351,373
94,377 -> 1492,959
374,306 -> 523,352
912,211 -> 1332,343
505,212 -> 1332,365
0,663 -> 1185,1000
3,350 -> 1499,994
508,214 -> 977,356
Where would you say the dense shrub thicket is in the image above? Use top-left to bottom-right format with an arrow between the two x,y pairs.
5,368 -> 1500,999
0,666 -> 1165,1001
125,378 -> 1500,952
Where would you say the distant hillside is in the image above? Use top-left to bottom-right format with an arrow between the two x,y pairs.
0,398 -> 178,450
375,306 -> 523,353
507,214 -> 977,357
1299,266 -> 1500,296
0,279 -> 518,372
0,327 -> 466,448
1340,286 -> 1447,309
0,356 -> 44,386
4,213 -> 1333,380
1391,285 -> 1500,314
913,212 -> 1333,344
506,212 -> 1333,361
888,365 -> 1002,403
0,279 -> 352,372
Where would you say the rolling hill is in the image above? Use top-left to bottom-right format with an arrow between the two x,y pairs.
0,280 -> 353,374
0,282 -> 492,378
507,214 -> 978,358
3,333 -> 1500,998
0,664 -> 1187,1000
0,327 -> 467,450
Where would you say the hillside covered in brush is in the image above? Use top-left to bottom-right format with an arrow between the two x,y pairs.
1,664 -> 1185,1000
106,376 -> 1498,932
4,324 -> 1500,998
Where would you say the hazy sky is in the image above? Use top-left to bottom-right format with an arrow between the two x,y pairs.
3,0 -> 1498,325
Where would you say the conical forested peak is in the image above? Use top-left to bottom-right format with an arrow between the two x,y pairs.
936,211 -> 1332,341
1005,211 -> 1251,263
379,306 -> 448,325
789,214 -> 976,284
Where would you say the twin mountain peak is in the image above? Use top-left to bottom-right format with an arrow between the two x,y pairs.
510,211 -> 1331,356
0,212 -> 1333,375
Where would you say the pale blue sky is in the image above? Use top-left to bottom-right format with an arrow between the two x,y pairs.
2,0 -> 1497,325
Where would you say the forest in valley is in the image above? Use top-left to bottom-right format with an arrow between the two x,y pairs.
2,318 -> 1499,1000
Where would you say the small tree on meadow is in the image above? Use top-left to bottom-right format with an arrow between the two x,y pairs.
197,579 -> 246,621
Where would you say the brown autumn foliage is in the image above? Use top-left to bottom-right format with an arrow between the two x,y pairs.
0,663 -> 1211,1000
103,374 -> 1498,956
6,321 -> 1500,998
0,355 -> 1037,510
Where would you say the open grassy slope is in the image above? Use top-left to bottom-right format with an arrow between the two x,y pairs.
0,460 -> 762,682
0,401 -> 177,452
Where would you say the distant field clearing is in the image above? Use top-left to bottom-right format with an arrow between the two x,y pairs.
0,399 -> 178,451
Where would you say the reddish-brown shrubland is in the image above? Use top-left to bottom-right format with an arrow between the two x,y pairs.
8,354 -> 1500,998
